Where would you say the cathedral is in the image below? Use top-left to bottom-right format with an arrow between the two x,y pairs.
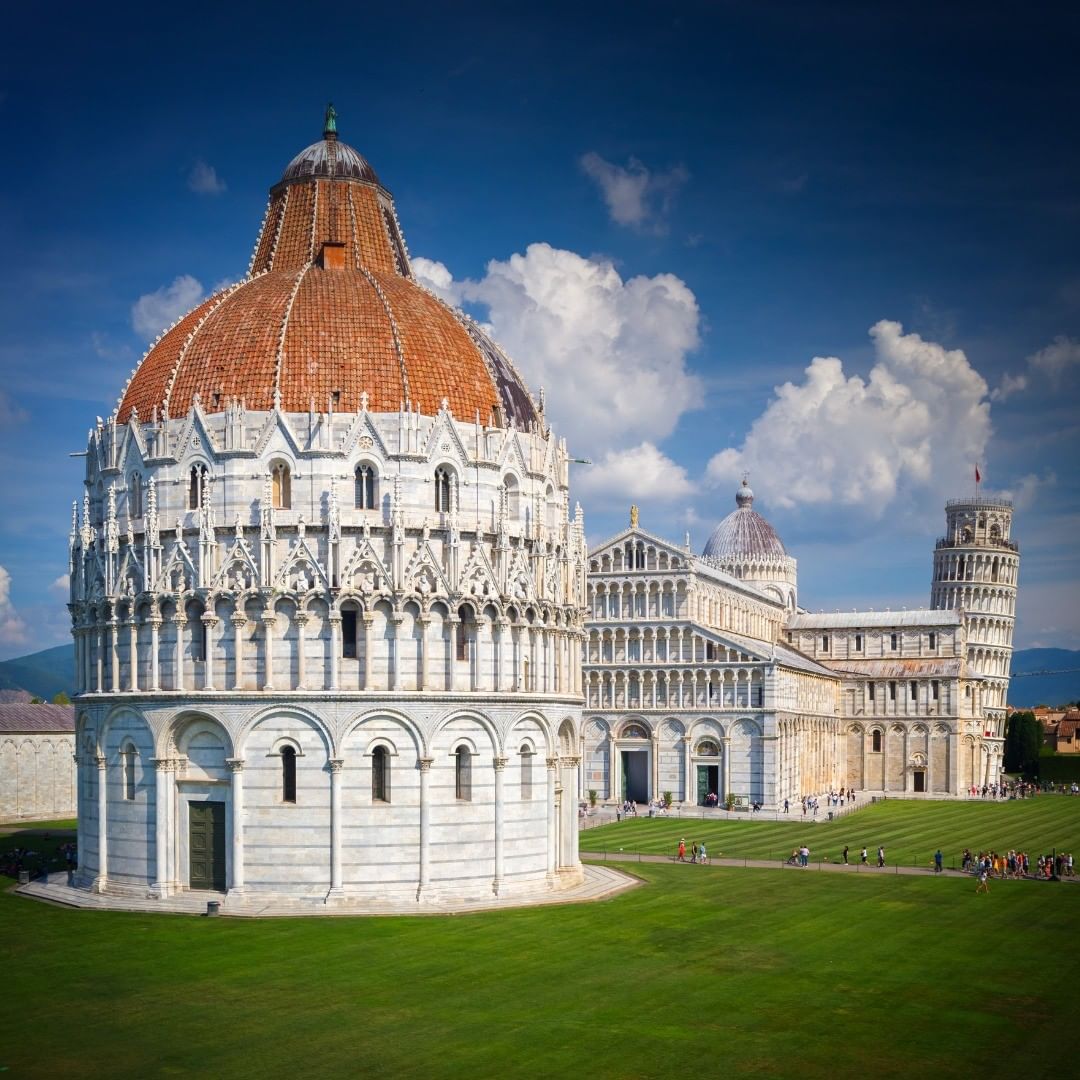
581,484 -> 1018,807
68,112 -> 586,906
66,111 -> 1019,909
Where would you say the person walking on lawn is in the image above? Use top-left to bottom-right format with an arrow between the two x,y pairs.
677,838 -> 687,862
934,849 -> 943,874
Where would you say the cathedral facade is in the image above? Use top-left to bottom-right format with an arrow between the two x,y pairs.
581,485 -> 1017,807
68,116 -> 585,906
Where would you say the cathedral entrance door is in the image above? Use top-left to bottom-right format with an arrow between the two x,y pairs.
621,750 -> 649,804
913,770 -> 926,793
189,802 -> 226,891
697,765 -> 719,805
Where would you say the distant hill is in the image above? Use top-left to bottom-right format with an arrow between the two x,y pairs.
1007,648 -> 1080,708
0,643 -> 75,702
0,642 -> 1076,707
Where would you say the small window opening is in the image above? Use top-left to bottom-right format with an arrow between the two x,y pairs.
854,634 -> 863,652
821,634 -> 829,651
520,747 -> 533,800
355,464 -> 376,510
342,610 -> 358,659
889,681 -> 897,702
188,465 -> 208,510
372,746 -> 390,803
272,462 -> 291,510
123,747 -> 136,801
928,632 -> 936,650
872,730 -> 882,753
910,681 -> 918,701
281,746 -> 297,803
435,467 -> 453,512
455,746 -> 472,801
932,680 -> 940,701
890,633 -> 899,651
869,683 -> 876,701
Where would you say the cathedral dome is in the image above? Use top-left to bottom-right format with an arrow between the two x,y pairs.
702,479 -> 787,560
116,117 -> 537,428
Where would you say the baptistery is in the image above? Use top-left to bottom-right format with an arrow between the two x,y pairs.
69,110 -> 585,905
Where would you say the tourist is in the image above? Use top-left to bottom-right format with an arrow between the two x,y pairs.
699,841 -> 708,864
784,799 -> 790,814
877,845 -> 885,868
934,849 -> 943,874
860,846 -> 868,865
799,844 -> 810,868
976,867 -> 990,894
691,843 -> 699,864
677,838 -> 687,862
842,845 -> 849,865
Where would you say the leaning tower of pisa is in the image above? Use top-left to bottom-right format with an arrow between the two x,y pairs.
930,497 -> 1020,780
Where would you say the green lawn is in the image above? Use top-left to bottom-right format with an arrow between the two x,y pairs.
582,797 -> 1080,868
2,823 -> 1079,1079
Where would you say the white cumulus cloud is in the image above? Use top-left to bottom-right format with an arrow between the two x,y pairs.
992,334 -> 1080,400
574,442 -> 695,507
131,275 -> 205,341
413,244 -> 702,465
580,152 -> 689,233
188,160 -> 226,195
707,320 -> 992,517
0,565 -> 28,647
49,574 -> 70,597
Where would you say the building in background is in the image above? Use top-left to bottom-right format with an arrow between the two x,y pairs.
0,703 -> 76,822
582,486 -> 1017,806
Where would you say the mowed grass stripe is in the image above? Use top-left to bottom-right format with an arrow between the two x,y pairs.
581,797 -> 1080,866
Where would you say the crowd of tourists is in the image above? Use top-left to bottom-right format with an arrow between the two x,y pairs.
675,838 -> 709,863
961,847 -> 1074,880
781,789 -> 858,816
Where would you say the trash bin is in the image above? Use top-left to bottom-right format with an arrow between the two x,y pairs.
206,901 -> 221,917
17,870 -> 30,885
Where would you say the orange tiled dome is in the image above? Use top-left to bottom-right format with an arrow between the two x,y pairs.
117,120 -> 537,427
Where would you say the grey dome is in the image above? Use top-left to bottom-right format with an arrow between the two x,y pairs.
280,138 -> 381,187
702,480 -> 787,560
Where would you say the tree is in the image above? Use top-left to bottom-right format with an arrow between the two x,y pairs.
1004,712 -> 1025,773
1019,713 -> 1044,776
51,691 -> 71,705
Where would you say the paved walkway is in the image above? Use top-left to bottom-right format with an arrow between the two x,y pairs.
585,850 -> 1079,883
13,863 -> 640,918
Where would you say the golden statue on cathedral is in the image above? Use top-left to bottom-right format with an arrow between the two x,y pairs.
630,505 -> 639,528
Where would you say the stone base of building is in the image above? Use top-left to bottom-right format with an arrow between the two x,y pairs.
15,864 -> 629,917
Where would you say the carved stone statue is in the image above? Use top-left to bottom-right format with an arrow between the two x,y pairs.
630,504 -> 639,528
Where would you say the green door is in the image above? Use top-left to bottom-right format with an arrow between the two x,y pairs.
697,765 -> 709,805
189,802 -> 226,891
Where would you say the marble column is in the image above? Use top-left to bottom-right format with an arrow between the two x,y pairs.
149,617 -> 161,691
682,734 -> 694,804
152,758 -> 171,897
493,756 -> 507,894
363,613 -> 374,690
328,614 -> 341,691
418,617 -> 430,691
327,759 -> 344,900
231,613 -> 246,691
202,614 -> 218,690
261,611 -> 275,691
226,758 -> 244,893
546,756 -> 559,878
722,736 -> 732,799
418,757 -> 433,895
389,613 -> 403,691
95,623 -> 104,693
109,618 -> 120,691
127,619 -> 139,692
295,612 -> 308,689
95,754 -> 108,892
173,615 -> 187,692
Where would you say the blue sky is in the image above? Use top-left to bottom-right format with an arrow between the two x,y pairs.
1,2 -> 1078,658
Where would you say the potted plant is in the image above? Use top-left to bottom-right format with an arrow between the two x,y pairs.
662,790 -> 673,809
588,789 -> 598,809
